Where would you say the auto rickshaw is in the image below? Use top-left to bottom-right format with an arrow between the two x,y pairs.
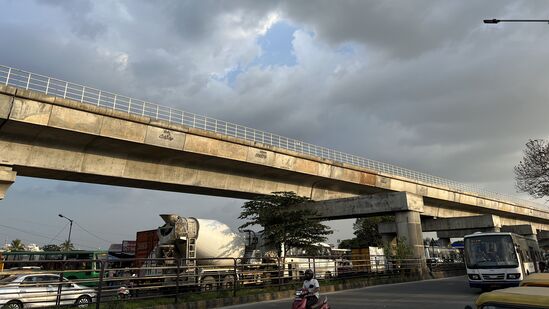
467,286 -> 549,309
519,273 -> 549,287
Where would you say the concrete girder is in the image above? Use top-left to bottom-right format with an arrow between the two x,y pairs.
422,214 -> 501,232
501,225 -> 536,236
297,191 -> 423,220
436,227 -> 501,239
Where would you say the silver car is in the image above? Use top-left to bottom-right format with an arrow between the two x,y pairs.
0,273 -> 95,309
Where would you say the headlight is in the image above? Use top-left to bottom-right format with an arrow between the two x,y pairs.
468,274 -> 480,280
506,273 -> 521,279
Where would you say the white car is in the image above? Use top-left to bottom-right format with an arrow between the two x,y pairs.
0,273 -> 95,309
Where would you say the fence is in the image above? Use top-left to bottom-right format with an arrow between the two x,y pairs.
0,65 -> 543,210
0,255 -> 441,308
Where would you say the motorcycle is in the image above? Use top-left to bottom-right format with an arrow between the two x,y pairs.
291,288 -> 330,309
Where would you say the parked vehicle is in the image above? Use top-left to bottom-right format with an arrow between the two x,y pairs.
0,273 -> 95,309
350,247 -> 386,273
286,243 -> 352,279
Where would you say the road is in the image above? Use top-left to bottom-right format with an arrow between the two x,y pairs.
225,276 -> 480,309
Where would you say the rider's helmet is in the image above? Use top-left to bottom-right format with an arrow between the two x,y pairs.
304,269 -> 314,280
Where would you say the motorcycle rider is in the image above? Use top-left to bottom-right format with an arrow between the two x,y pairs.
302,269 -> 319,309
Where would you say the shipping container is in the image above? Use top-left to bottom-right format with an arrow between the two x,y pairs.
135,229 -> 159,267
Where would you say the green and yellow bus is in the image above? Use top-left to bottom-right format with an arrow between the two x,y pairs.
1,250 -> 107,284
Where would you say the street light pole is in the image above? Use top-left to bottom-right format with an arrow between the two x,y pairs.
58,214 -> 74,244
484,19 -> 549,24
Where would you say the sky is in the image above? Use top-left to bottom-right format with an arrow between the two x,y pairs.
2,0 -> 549,250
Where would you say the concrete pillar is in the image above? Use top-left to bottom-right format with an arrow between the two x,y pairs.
395,211 -> 425,260
438,238 -> 451,248
538,231 -> 549,251
0,166 -> 16,200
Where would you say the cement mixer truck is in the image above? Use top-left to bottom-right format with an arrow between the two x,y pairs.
134,214 -> 347,290
136,214 -> 269,290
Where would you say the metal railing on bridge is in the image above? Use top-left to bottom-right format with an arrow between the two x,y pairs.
0,65 -> 544,210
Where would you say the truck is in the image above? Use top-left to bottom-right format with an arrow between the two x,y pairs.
135,214 -> 252,291
350,247 -> 386,273
134,214 -> 350,290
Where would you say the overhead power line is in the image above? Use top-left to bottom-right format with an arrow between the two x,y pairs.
74,221 -> 114,244
47,223 -> 68,244
0,223 -> 98,250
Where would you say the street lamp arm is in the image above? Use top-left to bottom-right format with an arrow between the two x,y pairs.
58,214 -> 74,248
484,19 -> 549,24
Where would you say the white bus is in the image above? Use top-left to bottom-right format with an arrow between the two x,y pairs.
464,232 -> 542,290
285,243 -> 350,279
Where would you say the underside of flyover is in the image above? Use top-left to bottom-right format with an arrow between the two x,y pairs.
0,120 -> 386,200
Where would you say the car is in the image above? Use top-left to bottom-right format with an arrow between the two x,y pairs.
0,273 -> 96,309
519,273 -> 549,287
467,286 -> 549,309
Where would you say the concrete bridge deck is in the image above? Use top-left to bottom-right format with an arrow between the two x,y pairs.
1,85 -> 548,226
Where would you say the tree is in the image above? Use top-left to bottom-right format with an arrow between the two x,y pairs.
515,139 -> 549,199
59,240 -> 74,251
239,191 -> 333,258
338,216 -> 394,249
42,244 -> 61,251
10,239 -> 25,251
384,236 -> 413,260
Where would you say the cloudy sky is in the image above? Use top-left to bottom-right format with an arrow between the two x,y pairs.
2,0 -> 549,250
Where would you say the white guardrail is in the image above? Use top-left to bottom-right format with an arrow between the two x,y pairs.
0,65 -> 544,210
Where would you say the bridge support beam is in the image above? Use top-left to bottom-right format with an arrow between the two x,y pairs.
0,166 -> 16,200
422,214 -> 501,232
436,227 -> 500,239
501,225 -> 537,241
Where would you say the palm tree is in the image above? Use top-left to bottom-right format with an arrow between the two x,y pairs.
10,239 -> 25,251
59,240 -> 74,251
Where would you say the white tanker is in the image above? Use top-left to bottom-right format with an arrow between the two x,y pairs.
141,214 -> 344,289
156,214 -> 246,266
142,214 -> 263,290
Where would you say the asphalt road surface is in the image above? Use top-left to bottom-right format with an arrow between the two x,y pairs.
225,276 -> 481,309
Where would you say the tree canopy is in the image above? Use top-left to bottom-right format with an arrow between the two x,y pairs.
515,139 -> 549,199
10,239 -> 25,251
338,216 -> 394,249
239,191 -> 332,258
41,244 -> 61,251
59,240 -> 75,251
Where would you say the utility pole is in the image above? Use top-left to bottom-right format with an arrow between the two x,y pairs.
58,214 -> 74,245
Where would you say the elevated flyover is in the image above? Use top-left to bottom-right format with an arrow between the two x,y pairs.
1,65 -> 549,260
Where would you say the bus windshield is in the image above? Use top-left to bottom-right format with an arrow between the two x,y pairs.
465,235 -> 518,269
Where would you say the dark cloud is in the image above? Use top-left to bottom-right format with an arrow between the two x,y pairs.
3,1 -> 549,248
39,0 -> 107,39
281,1 -> 515,59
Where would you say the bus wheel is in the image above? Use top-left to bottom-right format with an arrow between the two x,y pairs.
201,276 -> 217,292
222,275 -> 235,290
